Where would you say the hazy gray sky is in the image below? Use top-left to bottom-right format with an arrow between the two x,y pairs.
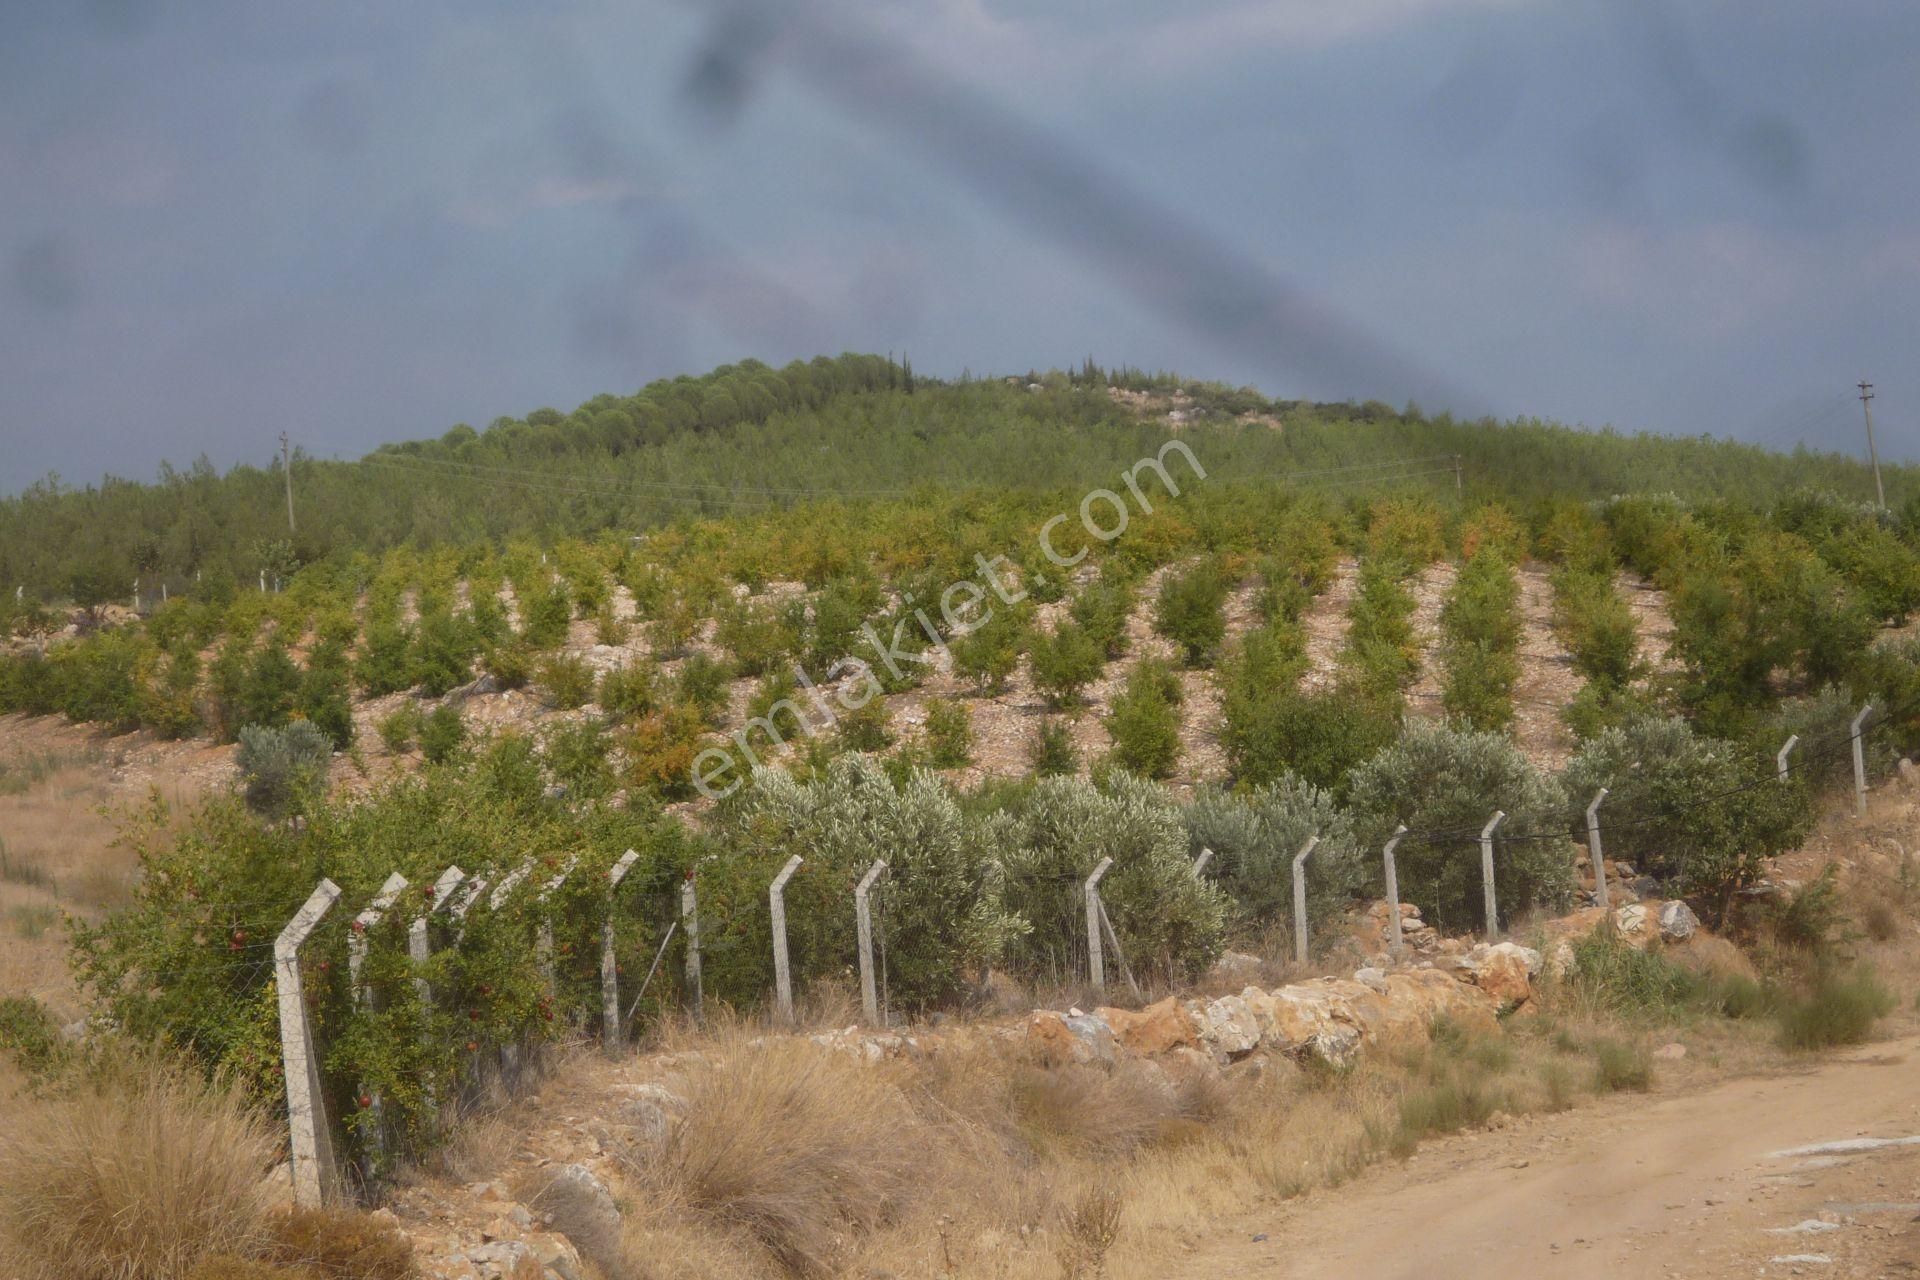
2,0 -> 1917,494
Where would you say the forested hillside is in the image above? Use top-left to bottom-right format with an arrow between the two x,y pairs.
0,353 -> 1905,607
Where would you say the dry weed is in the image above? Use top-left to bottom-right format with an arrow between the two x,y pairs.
624,1033 -> 925,1275
0,1054 -> 278,1280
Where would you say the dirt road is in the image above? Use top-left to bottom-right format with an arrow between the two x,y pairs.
1174,1034 -> 1920,1278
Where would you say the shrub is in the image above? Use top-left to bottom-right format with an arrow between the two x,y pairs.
536,654 -> 595,710
622,704 -> 705,799
239,639 -> 300,731
1223,679 -> 1398,796
1030,720 -> 1079,776
592,603 -> 628,647
1071,578 -> 1135,660
235,721 -> 331,818
1028,622 -> 1104,707
0,995 -> 64,1077
707,757 -> 1022,1009
0,1056 -> 278,1280
354,621 -> 415,697
1153,560 -> 1230,666
597,661 -> 658,721
922,698 -> 973,768
1561,715 -> 1812,916
1553,569 -> 1639,687
1564,926 -> 1702,1020
249,1207 -> 415,1280
472,638 -> 527,690
1104,660 -> 1182,779
675,652 -> 733,725
419,704 -> 466,764
1184,777 -> 1365,942
835,700 -> 894,753
950,607 -> 1024,692
411,609 -> 476,697
995,772 -> 1228,983
1776,967 -> 1895,1050
542,721 -> 614,801
1591,1039 -> 1653,1092
1341,559 -> 1418,701
375,704 -> 420,755
520,581 -> 573,649
297,639 -> 355,751
716,601 -> 798,677
1347,721 -> 1569,934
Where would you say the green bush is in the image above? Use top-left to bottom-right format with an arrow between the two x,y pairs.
994,772 -> 1229,983
1553,569 -> 1639,687
297,639 -> 355,750
1030,720 -> 1079,776
1439,550 -> 1521,731
1561,715 -> 1812,915
1104,660 -> 1182,779
922,698 -> 973,768
950,605 -> 1025,692
1153,560 -> 1230,666
1591,1038 -> 1653,1092
411,608 -> 477,696
375,705 -> 420,755
597,661 -> 659,721
419,704 -> 466,763
236,721 -> 332,819
0,994 -> 65,1077
1776,967 -> 1895,1050
355,621 -> 415,697
239,639 -> 301,732
1184,777 -> 1364,945
1029,622 -> 1105,708
1565,926 -> 1703,1020
1341,558 -> 1419,701
520,580 -> 573,649
1222,679 -> 1398,796
1071,578 -> 1136,660
1347,721 -> 1569,934
542,721 -> 614,801
484,640 -> 533,690
835,700 -> 894,753
705,756 -> 1022,1011
675,652 -> 734,725
536,654 -> 595,710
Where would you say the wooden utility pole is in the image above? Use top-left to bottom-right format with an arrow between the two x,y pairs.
1858,382 -> 1885,509
280,432 -> 297,532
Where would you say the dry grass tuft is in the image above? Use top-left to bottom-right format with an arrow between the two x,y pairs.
0,1055 -> 279,1280
1006,1061 -> 1185,1159
624,1034 -> 926,1275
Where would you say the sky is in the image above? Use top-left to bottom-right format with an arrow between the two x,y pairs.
2,0 -> 1918,495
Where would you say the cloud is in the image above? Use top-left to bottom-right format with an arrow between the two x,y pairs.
450,176 -> 642,229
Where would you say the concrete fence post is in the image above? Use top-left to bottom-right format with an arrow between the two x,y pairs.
681,875 -> 703,1022
770,855 -> 803,1023
348,872 -> 408,1173
1852,703 -> 1874,818
275,878 -> 342,1209
487,857 -> 536,912
534,855 -> 579,996
1382,826 -> 1408,958
1084,856 -> 1114,994
1585,789 -> 1610,912
449,875 -> 489,942
1480,810 -> 1507,940
855,859 -> 889,1027
601,849 -> 641,1053
1777,734 -> 1799,782
1291,835 -> 1320,965
408,866 -> 466,1008
1191,847 -> 1214,879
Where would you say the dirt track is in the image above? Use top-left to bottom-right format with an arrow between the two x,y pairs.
1174,1034 -> 1920,1278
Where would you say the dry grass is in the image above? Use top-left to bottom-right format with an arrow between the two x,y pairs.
623,1031 -> 925,1275
0,1055 -> 279,1280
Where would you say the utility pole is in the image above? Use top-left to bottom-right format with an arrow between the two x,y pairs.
1858,381 -> 1885,509
280,432 -> 296,532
